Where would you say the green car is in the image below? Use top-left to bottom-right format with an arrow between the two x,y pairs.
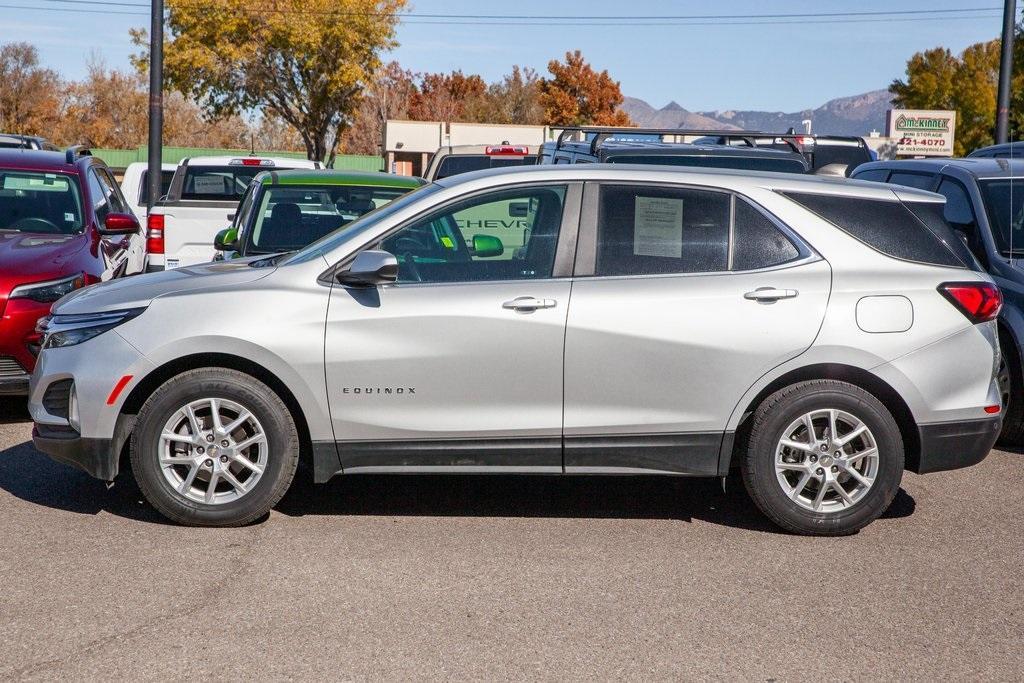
214,170 -> 427,259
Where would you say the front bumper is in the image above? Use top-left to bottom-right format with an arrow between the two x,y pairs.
912,416 -> 1001,474
32,423 -> 118,480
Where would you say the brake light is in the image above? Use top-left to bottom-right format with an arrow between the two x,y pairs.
229,158 -> 275,167
146,213 -> 165,254
938,282 -> 1002,323
486,145 -> 528,155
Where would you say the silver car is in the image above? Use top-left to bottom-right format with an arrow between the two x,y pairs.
28,165 -> 1003,534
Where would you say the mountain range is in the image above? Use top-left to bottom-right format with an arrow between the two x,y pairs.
620,90 -> 895,137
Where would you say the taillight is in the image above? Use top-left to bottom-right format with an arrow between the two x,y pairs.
938,282 -> 1002,323
146,213 -> 165,254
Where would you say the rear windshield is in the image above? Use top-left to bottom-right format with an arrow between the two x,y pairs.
138,169 -> 176,205
783,192 -> 970,269
608,154 -> 808,174
434,155 -> 537,180
0,171 -> 83,234
248,184 -> 413,254
808,143 -> 872,170
181,166 -> 263,200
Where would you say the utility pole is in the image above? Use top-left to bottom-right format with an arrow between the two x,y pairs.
146,0 -> 164,210
995,0 -> 1017,144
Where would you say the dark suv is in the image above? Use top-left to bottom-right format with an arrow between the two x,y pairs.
540,127 -> 873,175
851,157 -> 1024,443
0,147 -> 144,393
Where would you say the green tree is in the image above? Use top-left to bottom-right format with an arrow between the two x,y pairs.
135,0 -> 405,164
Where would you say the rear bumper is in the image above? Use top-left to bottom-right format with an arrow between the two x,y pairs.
32,424 -> 117,480
913,416 -> 1001,474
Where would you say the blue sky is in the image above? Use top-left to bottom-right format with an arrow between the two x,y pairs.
0,0 -> 1008,112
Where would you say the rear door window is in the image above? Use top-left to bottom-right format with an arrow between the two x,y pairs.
182,166 -> 261,200
138,169 -> 175,205
731,199 -> 800,271
887,172 -> 936,190
783,192 -> 968,269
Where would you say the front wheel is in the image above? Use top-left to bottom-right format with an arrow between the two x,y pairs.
130,368 -> 299,527
741,380 -> 904,536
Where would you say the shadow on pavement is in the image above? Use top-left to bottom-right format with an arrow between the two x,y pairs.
0,438 -> 915,532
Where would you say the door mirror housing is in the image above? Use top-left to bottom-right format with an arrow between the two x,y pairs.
338,249 -> 399,286
214,228 -> 239,251
470,234 -> 504,258
100,212 -> 140,235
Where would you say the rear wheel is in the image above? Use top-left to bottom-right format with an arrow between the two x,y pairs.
741,380 -> 904,536
130,368 -> 299,527
996,330 -> 1024,446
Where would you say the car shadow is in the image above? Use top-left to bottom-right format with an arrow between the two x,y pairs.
0,439 -> 915,532
0,396 -> 30,424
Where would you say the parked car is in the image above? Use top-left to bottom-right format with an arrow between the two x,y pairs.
213,170 -> 425,259
120,161 -> 176,221
968,141 -> 1024,159
145,155 -> 323,271
0,146 -> 144,393
423,143 -> 538,181
540,127 -> 810,173
0,134 -> 59,151
30,165 -> 1001,534
851,157 -> 1024,444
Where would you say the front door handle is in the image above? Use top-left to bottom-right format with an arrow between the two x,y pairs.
502,296 -> 557,312
744,287 -> 799,303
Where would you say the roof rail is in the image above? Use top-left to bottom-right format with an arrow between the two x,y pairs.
553,126 -> 816,156
65,145 -> 92,164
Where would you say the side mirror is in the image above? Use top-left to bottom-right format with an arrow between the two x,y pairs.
337,249 -> 399,287
100,212 -> 140,235
214,228 -> 239,251
470,234 -> 504,258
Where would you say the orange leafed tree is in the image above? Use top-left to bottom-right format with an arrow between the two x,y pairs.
539,50 -> 633,127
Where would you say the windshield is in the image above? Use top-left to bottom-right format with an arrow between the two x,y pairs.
979,179 -> 1024,254
280,182 -> 443,265
434,155 -> 537,180
0,170 -> 84,234
245,183 -> 415,254
607,154 -> 808,174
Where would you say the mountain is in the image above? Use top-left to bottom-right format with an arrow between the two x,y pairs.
621,90 -> 894,136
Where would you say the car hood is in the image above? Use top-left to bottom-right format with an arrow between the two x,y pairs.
0,231 -> 87,290
52,258 -> 274,315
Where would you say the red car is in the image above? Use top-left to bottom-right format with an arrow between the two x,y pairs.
0,146 -> 145,394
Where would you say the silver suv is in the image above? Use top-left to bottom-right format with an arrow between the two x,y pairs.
29,165 -> 1003,534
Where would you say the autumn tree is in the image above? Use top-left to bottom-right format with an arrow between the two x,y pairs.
891,18 -> 1024,154
539,50 -> 633,127
408,71 -> 487,122
476,66 -> 544,125
136,0 -> 406,164
342,61 -> 417,155
0,42 -> 62,136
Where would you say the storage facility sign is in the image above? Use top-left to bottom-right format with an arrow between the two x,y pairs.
886,109 -> 956,156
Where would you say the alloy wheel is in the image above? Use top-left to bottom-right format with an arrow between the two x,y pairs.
158,397 -> 268,505
775,408 -> 879,513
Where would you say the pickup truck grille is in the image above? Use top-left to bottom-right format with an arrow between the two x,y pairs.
0,357 -> 26,379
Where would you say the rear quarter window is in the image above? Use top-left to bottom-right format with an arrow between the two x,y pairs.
782,192 -> 968,269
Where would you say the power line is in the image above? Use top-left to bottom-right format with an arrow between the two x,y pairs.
19,0 -> 1009,22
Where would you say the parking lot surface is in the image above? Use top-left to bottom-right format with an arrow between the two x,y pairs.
0,396 -> 1020,681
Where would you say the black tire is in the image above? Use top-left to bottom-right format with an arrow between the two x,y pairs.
741,380 -> 904,536
130,368 -> 299,527
996,330 -> 1024,446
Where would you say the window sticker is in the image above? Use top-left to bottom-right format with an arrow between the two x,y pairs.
64,213 -> 75,222
634,196 -> 683,257
193,175 -> 227,194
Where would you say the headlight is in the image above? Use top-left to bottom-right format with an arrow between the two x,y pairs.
42,308 -> 145,350
9,273 -> 87,303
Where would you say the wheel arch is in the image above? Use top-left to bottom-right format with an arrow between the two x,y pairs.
117,352 -> 315,475
728,363 -> 921,472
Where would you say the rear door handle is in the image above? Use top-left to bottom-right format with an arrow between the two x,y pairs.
744,287 -> 799,303
502,296 -> 557,312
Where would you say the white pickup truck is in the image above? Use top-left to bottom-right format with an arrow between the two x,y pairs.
145,155 -> 322,270
120,161 -> 176,222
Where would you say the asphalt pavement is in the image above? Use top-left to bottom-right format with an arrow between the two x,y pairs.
0,396 -> 1020,681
